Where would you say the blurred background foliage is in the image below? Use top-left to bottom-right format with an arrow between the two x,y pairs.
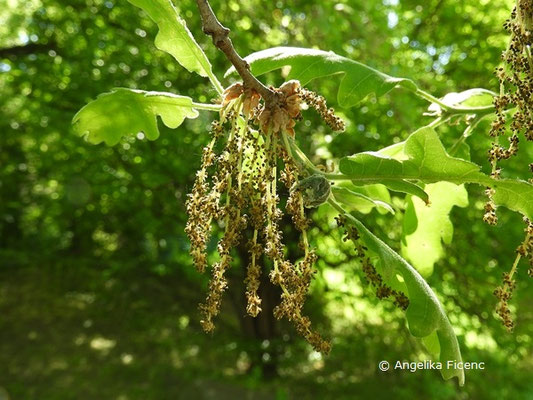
1,0 -> 532,398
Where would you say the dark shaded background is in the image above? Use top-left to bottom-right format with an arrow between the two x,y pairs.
1,0 -> 532,398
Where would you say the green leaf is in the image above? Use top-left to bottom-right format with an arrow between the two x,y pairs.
339,127 -> 533,218
331,185 -> 395,214
340,213 -> 465,385
428,88 -> 496,115
452,141 -> 472,161
402,182 -> 469,277
72,88 -> 199,146
378,180 -> 429,204
377,141 -> 408,159
128,0 -> 220,89
225,47 -> 417,107
345,138 -> 429,202
336,150 -> 429,203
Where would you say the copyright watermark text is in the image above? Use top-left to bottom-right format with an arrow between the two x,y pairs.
378,360 -> 485,373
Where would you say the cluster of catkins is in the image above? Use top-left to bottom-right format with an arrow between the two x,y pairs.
494,218 -> 533,331
486,0 -> 533,224
335,216 -> 410,311
488,0 -> 533,329
185,80 -> 344,353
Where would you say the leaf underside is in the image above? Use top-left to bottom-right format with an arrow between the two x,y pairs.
331,184 -> 395,215
225,46 -> 417,107
427,88 -> 496,115
72,88 -> 198,146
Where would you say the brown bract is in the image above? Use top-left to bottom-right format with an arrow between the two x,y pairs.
222,79 -> 345,138
257,80 -> 302,136
221,82 -> 244,106
222,83 -> 261,118
242,88 -> 261,118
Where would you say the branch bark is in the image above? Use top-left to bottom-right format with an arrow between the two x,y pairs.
195,0 -> 280,105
